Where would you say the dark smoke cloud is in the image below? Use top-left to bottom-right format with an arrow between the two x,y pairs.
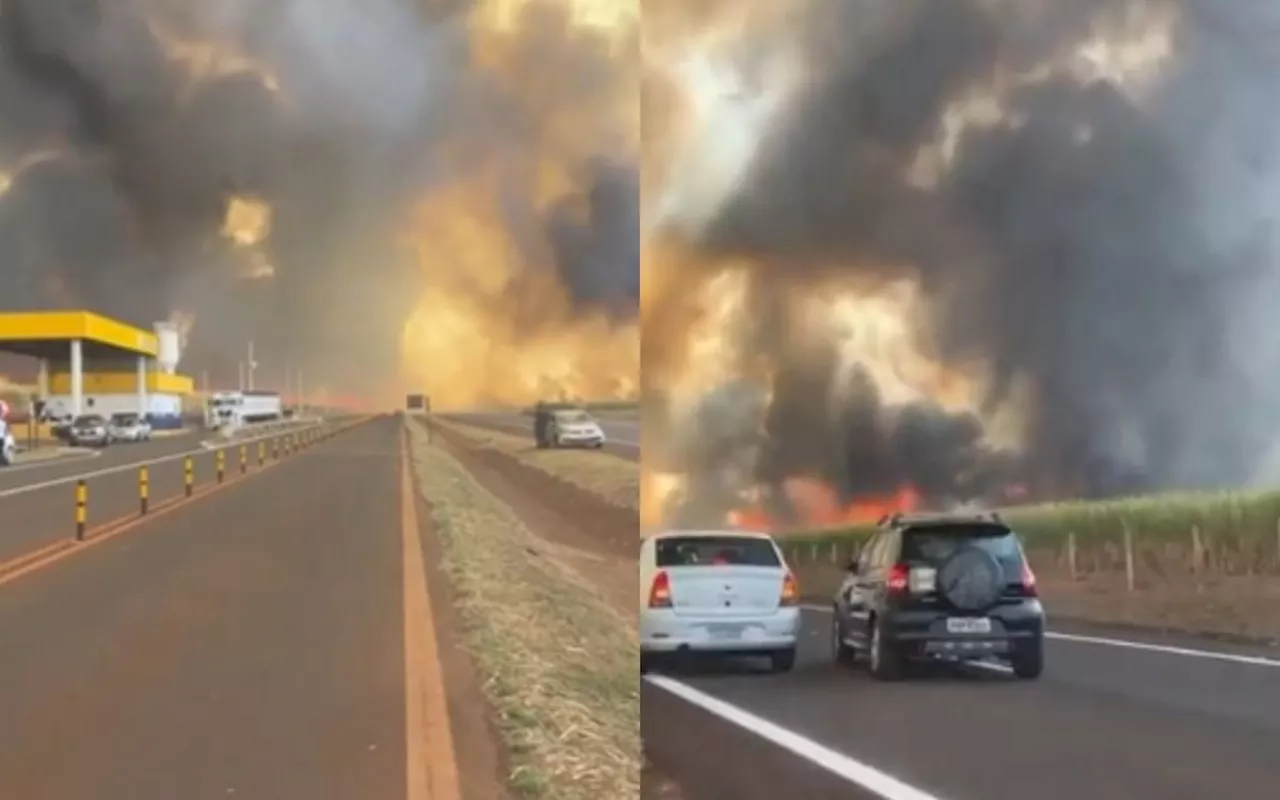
547,158 -> 640,315
676,0 -> 1280,505
0,0 -> 637,395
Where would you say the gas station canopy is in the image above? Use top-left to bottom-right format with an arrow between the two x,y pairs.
0,311 -> 158,360
0,311 -> 160,418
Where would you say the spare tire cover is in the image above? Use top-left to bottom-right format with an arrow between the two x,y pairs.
936,546 -> 1004,612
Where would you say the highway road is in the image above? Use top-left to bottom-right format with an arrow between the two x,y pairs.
0,422 -> 324,564
444,411 -> 640,461
0,416 -> 466,799
643,607 -> 1280,800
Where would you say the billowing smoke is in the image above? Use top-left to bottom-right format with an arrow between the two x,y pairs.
0,0 -> 638,400
645,0 -> 1280,524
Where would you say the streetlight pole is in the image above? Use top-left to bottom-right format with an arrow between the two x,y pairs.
247,340 -> 257,391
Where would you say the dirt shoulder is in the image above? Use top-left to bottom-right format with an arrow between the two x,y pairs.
407,419 -> 640,799
433,418 -> 638,512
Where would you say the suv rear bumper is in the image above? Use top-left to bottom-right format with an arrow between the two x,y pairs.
884,603 -> 1044,658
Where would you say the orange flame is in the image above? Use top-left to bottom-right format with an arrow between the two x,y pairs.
727,476 -> 920,533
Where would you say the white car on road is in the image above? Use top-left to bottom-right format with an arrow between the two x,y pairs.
546,408 -> 606,449
640,529 -> 801,673
0,419 -> 13,466
107,413 -> 152,443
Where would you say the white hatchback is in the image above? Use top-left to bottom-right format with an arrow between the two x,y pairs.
640,530 -> 801,672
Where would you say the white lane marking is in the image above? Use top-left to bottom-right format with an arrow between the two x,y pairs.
801,604 -> 1280,668
645,674 -> 950,800
0,423 -> 321,500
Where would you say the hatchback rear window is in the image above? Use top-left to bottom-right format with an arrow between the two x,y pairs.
656,536 -> 781,568
901,524 -> 1024,566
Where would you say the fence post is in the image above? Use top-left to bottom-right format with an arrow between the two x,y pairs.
75,480 -> 87,541
1122,522 -> 1136,593
139,466 -> 149,514
184,456 -> 194,498
1191,524 -> 1204,574
1067,531 -> 1078,580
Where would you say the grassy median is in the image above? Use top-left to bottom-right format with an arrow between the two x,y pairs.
435,419 -> 639,512
406,420 -> 640,800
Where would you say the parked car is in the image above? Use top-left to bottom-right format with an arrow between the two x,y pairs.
830,512 -> 1045,680
0,418 -> 13,466
640,530 -> 801,673
538,407 -> 606,449
67,414 -> 113,448
107,413 -> 152,443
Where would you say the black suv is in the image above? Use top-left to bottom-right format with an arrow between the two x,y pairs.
830,512 -> 1044,681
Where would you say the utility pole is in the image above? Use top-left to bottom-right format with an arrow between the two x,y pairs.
247,340 -> 257,391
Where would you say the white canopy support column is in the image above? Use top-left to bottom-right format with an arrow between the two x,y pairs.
137,355 -> 148,418
69,338 -> 83,417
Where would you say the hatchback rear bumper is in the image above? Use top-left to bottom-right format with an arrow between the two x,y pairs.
641,607 -> 800,653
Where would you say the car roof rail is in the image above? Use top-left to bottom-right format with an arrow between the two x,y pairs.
876,512 -> 905,528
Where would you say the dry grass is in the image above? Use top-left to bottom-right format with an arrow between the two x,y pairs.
437,419 -> 639,511
406,420 -> 640,800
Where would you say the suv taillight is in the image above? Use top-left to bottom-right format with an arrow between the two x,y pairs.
886,563 -> 910,594
780,572 -> 798,606
648,570 -> 672,608
1020,562 -> 1038,598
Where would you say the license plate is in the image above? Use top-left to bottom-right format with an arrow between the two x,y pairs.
946,617 -> 992,634
706,623 -> 745,640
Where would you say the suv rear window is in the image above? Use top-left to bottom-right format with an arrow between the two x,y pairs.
901,524 -> 1024,566
656,536 -> 781,568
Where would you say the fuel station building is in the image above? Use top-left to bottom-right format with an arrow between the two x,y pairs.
0,311 -> 194,428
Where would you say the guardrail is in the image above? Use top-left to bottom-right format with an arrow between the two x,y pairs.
67,421 -> 346,542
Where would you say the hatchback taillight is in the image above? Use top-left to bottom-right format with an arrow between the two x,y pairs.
780,573 -> 798,606
648,570 -> 672,608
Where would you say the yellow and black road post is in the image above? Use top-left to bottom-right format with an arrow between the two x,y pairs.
216,449 -> 225,483
75,480 -> 87,540
184,456 -> 194,498
239,444 -> 247,474
272,437 -> 279,460
258,441 -> 265,467
139,466 -> 149,514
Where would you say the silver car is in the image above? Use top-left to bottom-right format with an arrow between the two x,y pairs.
547,409 -> 606,448
108,413 -> 152,443
68,414 -> 112,447
640,530 -> 801,673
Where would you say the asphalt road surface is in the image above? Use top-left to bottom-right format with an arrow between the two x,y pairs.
444,411 -> 639,461
0,417 -> 415,799
643,607 -> 1280,800
0,422 -> 324,564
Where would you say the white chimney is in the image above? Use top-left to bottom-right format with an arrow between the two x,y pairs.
153,322 -> 181,375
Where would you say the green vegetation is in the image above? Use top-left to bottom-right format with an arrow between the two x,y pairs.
777,488 -> 1280,571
